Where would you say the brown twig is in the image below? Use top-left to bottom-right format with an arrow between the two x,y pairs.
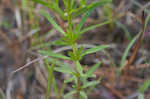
102,81 -> 126,99
124,11 -> 146,77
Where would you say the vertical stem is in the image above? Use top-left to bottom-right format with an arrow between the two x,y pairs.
76,72 -> 81,99
72,45 -> 81,99
66,0 -> 81,98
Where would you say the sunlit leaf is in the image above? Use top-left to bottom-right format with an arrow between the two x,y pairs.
41,10 -> 66,35
71,0 -> 111,18
80,20 -> 112,34
80,91 -> 87,99
54,66 -> 73,74
82,45 -> 109,56
64,90 -> 76,99
139,78 -> 150,93
40,50 -> 71,60
75,61 -> 83,75
84,62 -> 101,78
120,32 -> 140,70
82,80 -> 100,89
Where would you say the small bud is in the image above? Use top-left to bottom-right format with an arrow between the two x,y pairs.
64,12 -> 68,16
82,5 -> 86,8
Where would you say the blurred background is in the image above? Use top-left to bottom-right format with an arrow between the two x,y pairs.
0,0 -> 150,99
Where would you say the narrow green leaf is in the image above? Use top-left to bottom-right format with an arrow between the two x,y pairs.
82,45 -> 109,56
32,0 -> 65,19
54,66 -> 73,74
75,61 -> 83,75
53,77 -> 60,99
139,78 -> 150,93
47,58 -> 71,68
82,80 -> 100,89
80,20 -> 112,34
144,13 -> 150,30
71,0 -> 111,18
64,77 -> 75,83
64,90 -> 76,99
52,40 -> 68,46
40,10 -> 66,35
138,93 -> 144,99
45,59 -> 55,99
40,50 -> 71,60
116,21 -> 131,41
80,91 -> 88,99
70,0 -> 75,10
76,8 -> 94,32
80,0 -> 86,6
84,62 -> 101,78
32,0 -> 50,7
120,32 -> 141,70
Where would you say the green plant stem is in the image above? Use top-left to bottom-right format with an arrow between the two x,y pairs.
72,39 -> 81,99
76,72 -> 81,99
67,5 -> 81,97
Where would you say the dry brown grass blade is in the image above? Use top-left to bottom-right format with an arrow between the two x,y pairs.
129,63 -> 150,70
102,81 -> 126,99
124,11 -> 145,76
95,52 -> 116,86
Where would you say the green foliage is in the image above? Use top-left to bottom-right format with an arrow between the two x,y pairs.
120,12 -> 150,71
120,32 -> 140,70
32,0 -> 65,19
64,90 -> 76,99
116,21 -> 132,41
103,3 -> 114,29
33,0 -> 112,98
138,93 -> 144,99
41,10 -> 66,35
40,50 -> 71,60
79,20 -> 113,34
45,59 -> 55,99
81,45 -> 109,57
139,78 -> 150,93
71,0 -> 111,18
138,78 -> 150,99
83,62 -> 101,79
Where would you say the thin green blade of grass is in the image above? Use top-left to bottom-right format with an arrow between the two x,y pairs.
64,90 -> 76,99
80,91 -> 88,99
84,62 -> 101,78
40,50 -> 71,60
82,80 -> 100,89
75,61 -> 83,75
79,20 -> 112,34
116,21 -> 132,41
32,0 -> 64,19
45,59 -> 55,99
138,93 -> 144,99
32,0 -> 49,7
40,10 -> 66,35
120,12 -> 150,70
53,76 -> 60,99
64,77 -> 75,83
120,32 -> 141,70
144,13 -> 150,30
76,8 -> 94,32
82,45 -> 109,57
71,0 -> 112,18
139,78 -> 150,93
70,0 -> 75,10
54,66 -> 73,74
